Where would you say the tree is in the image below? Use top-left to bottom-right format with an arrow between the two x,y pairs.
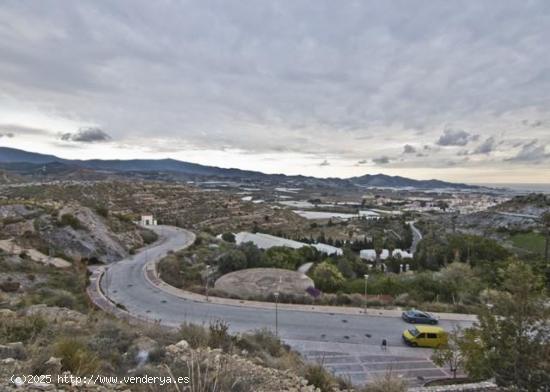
310,261 -> 345,292
238,241 -> 265,268
431,326 -> 464,379
218,250 -> 247,274
221,232 -> 235,243
460,261 -> 550,390
542,212 -> 550,262
437,262 -> 480,304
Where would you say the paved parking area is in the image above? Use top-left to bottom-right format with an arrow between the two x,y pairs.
301,349 -> 450,386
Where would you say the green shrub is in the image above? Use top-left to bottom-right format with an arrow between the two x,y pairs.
237,329 -> 283,357
0,315 -> 47,343
179,323 -> 209,348
303,363 -> 336,392
218,250 -> 247,274
310,261 -> 345,292
55,338 -> 101,375
95,205 -> 109,218
221,232 -> 236,243
208,320 -> 233,352
140,229 -> 158,245
59,213 -> 85,230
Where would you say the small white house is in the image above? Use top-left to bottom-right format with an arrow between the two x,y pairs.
359,249 -> 390,261
360,249 -> 377,261
140,214 -> 157,226
392,249 -> 413,259
358,210 -> 381,220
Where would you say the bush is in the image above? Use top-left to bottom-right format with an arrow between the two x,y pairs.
59,213 -> 85,230
218,250 -> 247,274
140,229 -> 159,245
221,232 -> 236,243
95,205 -> 109,218
237,329 -> 283,357
208,320 -> 233,352
48,288 -> 77,308
310,261 -> 345,292
362,372 -> 407,392
88,319 -> 137,364
182,351 -> 258,392
179,323 -> 209,348
0,315 -> 47,343
303,363 -> 336,392
55,338 -> 101,375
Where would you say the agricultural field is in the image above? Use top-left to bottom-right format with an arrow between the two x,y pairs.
510,232 -> 546,255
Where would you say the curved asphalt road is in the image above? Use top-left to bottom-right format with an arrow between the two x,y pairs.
101,225 -> 472,384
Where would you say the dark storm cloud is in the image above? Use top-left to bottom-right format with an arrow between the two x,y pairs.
60,128 -> 111,143
403,144 -> 416,154
436,129 -> 477,146
373,156 -> 390,165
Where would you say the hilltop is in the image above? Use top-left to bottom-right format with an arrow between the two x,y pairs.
0,147 -> 480,190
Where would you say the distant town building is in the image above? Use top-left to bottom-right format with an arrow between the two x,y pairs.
358,210 -> 381,220
360,249 -> 377,261
392,249 -> 413,259
359,249 -> 390,261
360,248 -> 412,261
140,214 -> 157,226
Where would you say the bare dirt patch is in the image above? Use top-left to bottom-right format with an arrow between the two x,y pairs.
214,268 -> 314,299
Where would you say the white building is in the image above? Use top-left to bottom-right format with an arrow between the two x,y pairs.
359,248 -> 413,261
140,214 -> 157,226
392,249 -> 413,259
359,249 -> 377,261
359,249 -> 390,261
235,232 -> 343,256
358,210 -> 381,220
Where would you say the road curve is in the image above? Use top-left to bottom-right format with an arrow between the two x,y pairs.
90,225 -> 477,384
95,225 -> 471,348
409,221 -> 423,254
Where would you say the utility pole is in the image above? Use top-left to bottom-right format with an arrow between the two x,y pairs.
364,274 -> 369,314
274,276 -> 282,336
205,264 -> 210,302
274,291 -> 279,336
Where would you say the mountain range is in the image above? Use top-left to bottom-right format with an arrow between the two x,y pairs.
0,146 -> 480,190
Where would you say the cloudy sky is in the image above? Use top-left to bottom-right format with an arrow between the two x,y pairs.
1,1 -> 549,183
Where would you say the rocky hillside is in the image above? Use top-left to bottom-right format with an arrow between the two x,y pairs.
491,193 -> 550,216
0,248 -> 349,392
0,170 -> 22,184
0,202 -> 155,263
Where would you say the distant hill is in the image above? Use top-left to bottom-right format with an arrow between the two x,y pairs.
0,146 -> 480,189
0,147 -> 65,164
349,173 -> 477,190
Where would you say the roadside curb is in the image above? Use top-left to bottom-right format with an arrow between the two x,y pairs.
143,250 -> 478,322
88,224 -> 477,323
87,266 -> 175,328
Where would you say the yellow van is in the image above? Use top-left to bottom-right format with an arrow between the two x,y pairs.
402,325 -> 448,348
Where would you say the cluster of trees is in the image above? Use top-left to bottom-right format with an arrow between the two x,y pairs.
218,242 -> 325,274
432,261 -> 549,390
414,233 -> 511,270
